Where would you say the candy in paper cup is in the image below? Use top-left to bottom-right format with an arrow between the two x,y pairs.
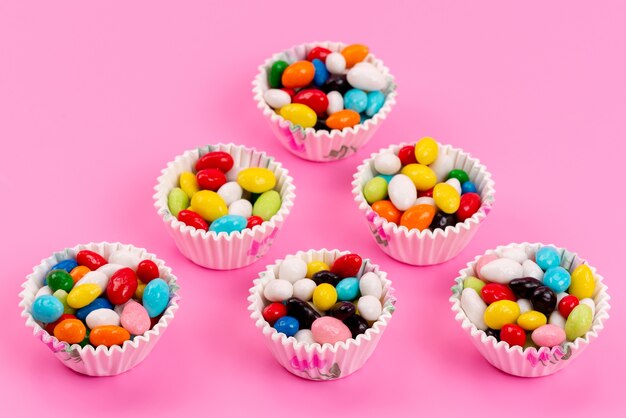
248,249 -> 396,380
154,143 -> 296,270
352,142 -> 495,266
252,41 -> 397,162
19,242 -> 180,377
450,242 -> 610,377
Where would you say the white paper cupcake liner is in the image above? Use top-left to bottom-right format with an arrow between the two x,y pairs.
252,41 -> 398,162
352,143 -> 496,265
248,249 -> 396,380
18,242 -> 180,377
450,242 -> 610,377
153,143 -> 296,270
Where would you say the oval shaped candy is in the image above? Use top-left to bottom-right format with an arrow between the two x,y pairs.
246,215 -> 263,229
479,258 -> 523,284
463,276 -> 486,294
531,324 -> 566,347
307,46 -> 331,62
401,164 -> 437,191
120,300 -> 151,336
398,145 -> 417,166
306,261 -> 329,279
196,151 -> 234,173
90,325 -> 131,347
565,304 -> 593,341
217,182 -> 243,206
457,193 -> 481,222
509,277 -> 542,299
343,313 -> 369,338
293,89 -> 328,116
285,297 -> 321,329
346,62 -> 386,91
336,277 -> 360,301
483,300 -> 520,330
430,212 -> 457,231
229,199 -> 252,218
47,270 -> 74,293
312,59 -> 330,88
481,283 -> 516,304
531,286 -> 557,316
177,209 -> 208,231
357,295 -> 382,322
460,288 -> 487,330
344,88 -> 368,113
461,181 -> 477,194
279,258 -> 307,283
67,284 -> 101,309
252,190 -> 281,221
274,316 -> 299,337
325,52 -> 346,75
359,272 -> 382,299
327,302 -> 356,321
543,266 -> 571,293
209,214 -> 247,234
311,316 -> 351,345
268,60 -> 288,88
388,174 -> 417,211
341,44 -> 369,68
293,278 -> 317,301
312,270 -> 341,286
32,295 -> 64,323
54,318 -> 86,344
371,200 -> 402,224
500,324 -> 526,347
76,250 -> 107,270
558,295 -> 580,318
282,61 -> 315,88
535,246 -> 561,270
313,283 -> 338,311
326,90 -> 343,115
196,168 -> 227,192
414,137 -> 438,165
365,91 -> 385,117
326,109 -> 360,130
433,183 -> 461,214
522,260 -> 544,281
69,266 -> 90,283
50,259 -> 78,274
86,308 -> 120,329
190,190 -> 228,221
143,278 -> 170,318
517,310 -> 547,331
75,297 -> 113,322
179,171 -> 199,198
168,187 -> 190,217
262,302 -> 287,325
363,177 -> 388,204
331,254 -> 362,278
263,279 -> 293,302
569,264 -> 595,299
237,168 -> 277,194
106,267 -> 138,305
447,169 -> 470,184
401,204 -> 436,231
264,88 -> 291,109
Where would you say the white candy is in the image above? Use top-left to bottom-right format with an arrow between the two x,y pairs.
500,247 -> 529,264
357,295 -> 382,322
228,199 -> 252,218
263,89 -> 291,109
325,52 -> 346,74
294,329 -> 316,345
460,288 -> 487,330
429,148 -> 454,182
522,260 -> 544,281
549,311 -> 566,328
86,308 -> 120,329
263,279 -> 293,302
97,263 -> 124,279
479,258 -> 523,284
278,258 -> 307,283
359,272 -> 383,299
35,286 -> 52,298
556,292 -> 568,303
292,278 -> 316,301
415,197 -> 435,206
76,271 -> 109,294
388,174 -> 417,211
374,153 -> 401,175
346,62 -> 387,91
226,166 -> 244,182
517,298 -> 532,314
580,298 -> 596,317
326,91 -> 344,114
109,251 -> 141,270
218,182 -> 243,206
445,178 -> 462,195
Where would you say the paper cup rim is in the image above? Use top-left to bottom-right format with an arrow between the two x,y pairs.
449,242 -> 611,357
18,241 -> 181,357
252,40 -> 398,141
248,248 -> 396,354
351,142 -> 496,239
153,143 -> 296,241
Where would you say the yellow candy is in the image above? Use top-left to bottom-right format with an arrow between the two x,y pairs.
279,103 -> 317,128
179,171 -> 199,198
517,310 -> 547,331
53,290 -> 76,315
400,164 -> 437,191
135,282 -> 146,301
569,264 -> 595,299
67,283 -> 101,309
484,300 -> 520,330
433,183 -> 461,214
237,168 -> 277,193
414,137 -> 438,165
312,283 -> 338,311
190,190 -> 228,221
306,261 -> 330,278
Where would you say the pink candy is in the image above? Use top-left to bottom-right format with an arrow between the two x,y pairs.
531,324 -> 566,347
311,317 -> 351,345
120,300 -> 151,335
475,254 -> 498,280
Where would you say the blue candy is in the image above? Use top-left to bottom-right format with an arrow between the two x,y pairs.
274,316 -> 299,337
344,88 -> 368,113
336,277 -> 360,301
50,259 -> 78,274
377,174 -> 393,183
143,278 -> 170,318
209,215 -> 247,234
312,59 -> 329,87
32,295 -> 63,323
543,266 -> 571,293
76,297 -> 114,322
536,246 -> 561,271
461,181 -> 478,194
365,91 -> 385,117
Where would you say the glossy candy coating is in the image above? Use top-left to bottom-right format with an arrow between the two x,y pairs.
293,89 -> 328,116
341,44 -> 369,68
447,169 -> 470,184
51,259 -> 78,274
285,297 -> 320,329
483,300 -> 520,330
307,46 -> 331,62
388,174 -> 417,211
179,171 -> 200,198
209,215 -> 247,234
67,284 -> 101,309
105,267 -> 138,305
327,302 -> 356,321
500,324 -> 526,347
343,313 -> 368,338
76,250 -> 107,270
190,190 -> 228,222
168,187 -> 189,217
535,246 -> 561,270
264,89 -> 291,109
364,177 -> 388,204
335,277 -> 360,301
273,316 -> 299,337
237,168 -> 276,194
400,164 -> 437,191
484,328 -> 500,341
322,76 -> 350,95
143,278 -> 170,318
90,325 -> 130,347
517,310 -> 547,331
196,168 -> 227,192
292,279 -> 316,301
311,59 -> 329,87
558,295 -> 580,318
461,288 -> 488,330
344,89 -> 368,113
346,62 -> 386,91
531,324 -> 566,347
217,182 -> 243,206
177,209 -> 209,231
531,286 -> 557,316
75,298 -> 113,322
311,317 -> 351,345
481,283 -> 516,304
325,52 -> 346,75
463,276 -> 486,294
326,90 -> 344,115
357,295 -> 382,322
461,181 -> 477,194
45,313 -> 76,335
569,264 -> 595,299
543,266 -> 572,293
372,200 -> 402,224
457,193 -> 481,222
86,308 -> 120,329
47,270 -> 74,293
69,266 -> 90,283
279,103 -> 317,128
54,319 -> 86,344
509,277 -> 542,299
268,60 -> 288,88
331,254 -> 362,278
196,151 -> 234,173
433,183 -> 461,214
326,109 -> 360,130
32,295 -> 64,323
400,204 -> 436,231
429,212 -> 457,231
565,304 -> 593,341
365,91 -> 385,117
312,271 -> 341,287
398,145 -> 417,166
262,302 -> 287,325
313,283 -> 338,311
414,137 -> 438,165
282,61 -> 315,88
247,215 -> 264,229
359,272 -> 382,299
252,190 -> 281,221
53,290 -> 75,315
306,261 -> 330,279
120,301 -> 150,335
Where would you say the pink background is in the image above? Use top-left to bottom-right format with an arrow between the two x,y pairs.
1,1 -> 625,416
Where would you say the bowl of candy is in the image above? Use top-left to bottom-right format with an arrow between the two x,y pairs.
253,41 -> 397,162
248,249 -> 396,380
154,143 -> 296,270
19,242 -> 180,376
352,138 -> 496,265
450,242 -> 610,377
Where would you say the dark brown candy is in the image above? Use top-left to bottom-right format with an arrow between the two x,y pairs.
312,270 -> 341,286
327,302 -> 356,321
285,297 -> 320,329
531,286 -> 557,316
343,313 -> 369,339
509,277 -> 542,299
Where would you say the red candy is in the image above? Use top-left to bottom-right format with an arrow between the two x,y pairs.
481,283 -> 516,304
136,260 -> 159,283
195,151 -> 234,173
45,313 -> 76,335
196,168 -> 227,191
293,89 -> 329,116
500,324 -> 526,347
262,302 -> 287,325
457,193 -> 481,222
306,46 -> 332,63
558,295 -> 580,318
418,188 -> 434,198
398,145 -> 417,166
246,215 -> 264,229
330,254 -> 362,278
178,210 -> 209,231
106,268 -> 138,305
76,250 -> 107,270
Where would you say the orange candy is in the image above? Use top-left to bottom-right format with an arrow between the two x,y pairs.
326,109 -> 360,130
53,319 -> 86,344
69,265 -> 90,283
372,200 -> 402,224
89,325 -> 131,347
281,61 -> 315,88
341,44 -> 369,68
400,204 -> 436,231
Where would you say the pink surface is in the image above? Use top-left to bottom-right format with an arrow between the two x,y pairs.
1,1 -> 625,416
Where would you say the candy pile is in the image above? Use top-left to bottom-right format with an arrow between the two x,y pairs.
263,44 -> 389,131
262,253 -> 385,345
460,246 -> 597,348
363,138 -> 482,231
167,150 -> 281,234
30,250 -> 171,348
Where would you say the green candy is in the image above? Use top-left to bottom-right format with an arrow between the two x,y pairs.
364,177 -> 388,204
463,276 -> 486,294
253,190 -> 281,221
53,289 -> 76,315
565,304 -> 593,341
47,270 -> 74,293
269,60 -> 288,88
167,187 -> 189,217
447,169 -> 470,184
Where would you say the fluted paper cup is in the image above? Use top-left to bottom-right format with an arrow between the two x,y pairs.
352,142 -> 496,265
154,143 -> 296,270
253,41 -> 397,162
19,242 -> 180,377
450,242 -> 610,377
248,249 -> 396,380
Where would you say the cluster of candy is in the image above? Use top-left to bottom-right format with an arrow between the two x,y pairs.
364,137 -> 481,231
263,44 -> 388,131
461,246 -> 596,348
167,151 -> 281,234
31,250 -> 171,348
262,253 -> 385,345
